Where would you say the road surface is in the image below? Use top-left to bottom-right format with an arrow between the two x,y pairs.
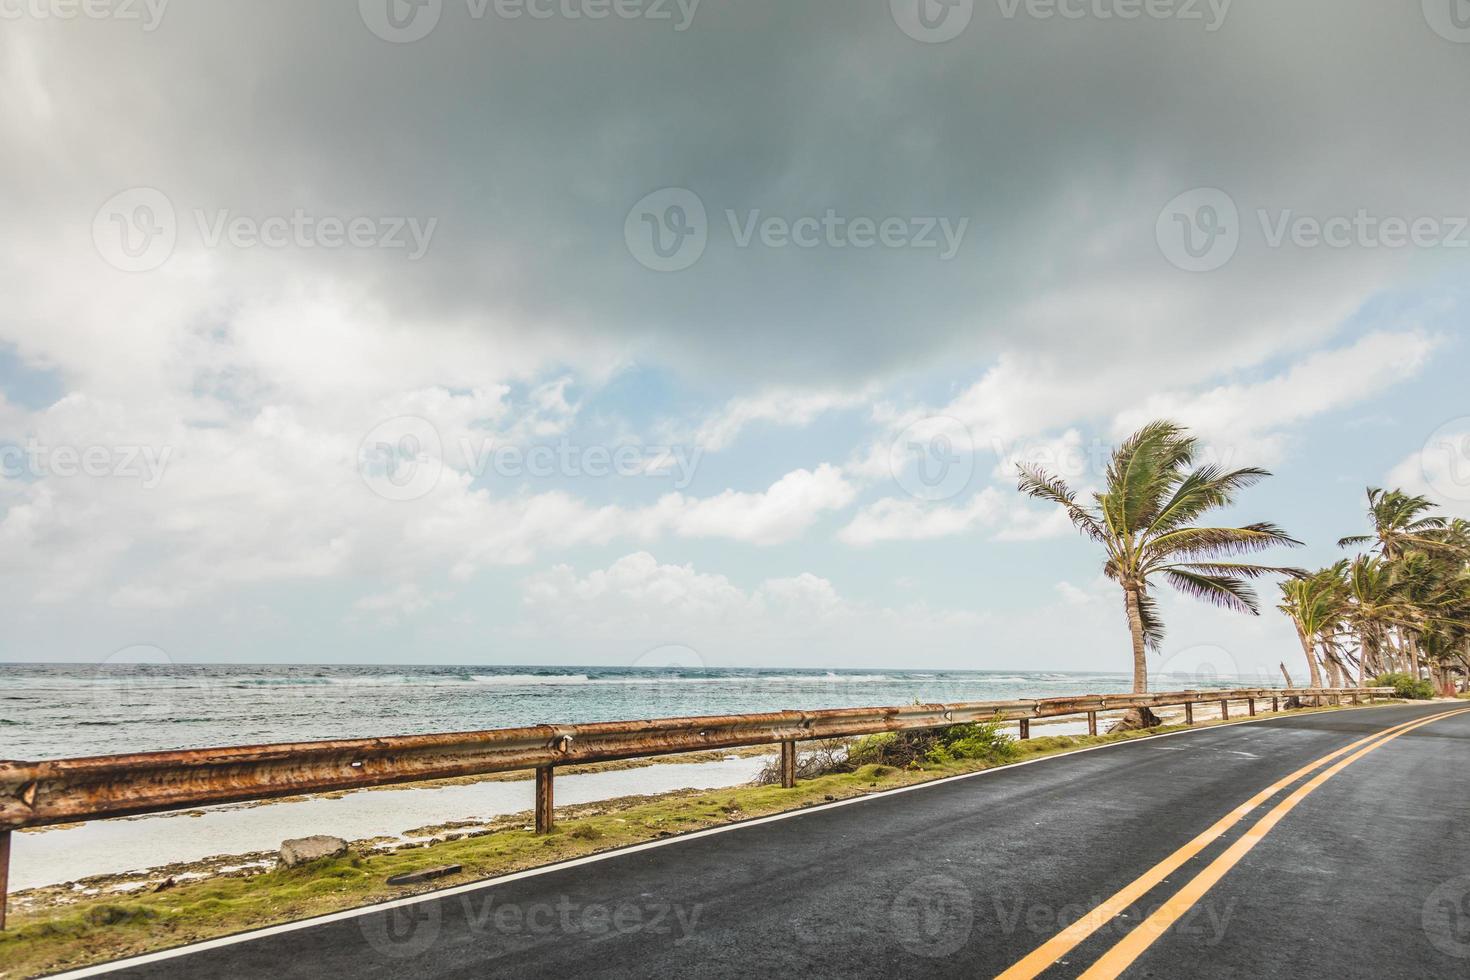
67,701 -> 1470,979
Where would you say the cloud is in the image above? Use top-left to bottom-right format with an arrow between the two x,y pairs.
519,552 -> 986,664
838,489 -> 1002,546
1112,330 -> 1437,465
352,583 -> 452,625
685,388 -> 871,452
643,464 -> 856,545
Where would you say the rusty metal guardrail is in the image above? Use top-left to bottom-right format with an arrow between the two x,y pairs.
0,686 -> 1391,928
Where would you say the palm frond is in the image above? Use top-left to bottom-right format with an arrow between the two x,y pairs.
1016,464 -> 1107,545
1149,523 -> 1303,560
1136,587 -> 1167,651
1162,569 -> 1261,615
1169,562 -> 1306,580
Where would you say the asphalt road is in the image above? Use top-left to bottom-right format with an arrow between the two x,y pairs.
77,701 -> 1470,979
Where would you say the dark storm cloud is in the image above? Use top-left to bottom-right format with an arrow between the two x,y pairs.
6,0 -> 1469,385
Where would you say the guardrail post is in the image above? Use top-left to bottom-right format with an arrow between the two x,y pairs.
1272,696 -> 1279,712
535,766 -> 554,834
779,740 -> 797,789
1247,698 -> 1256,717
1220,699 -> 1229,720
1,829 -> 10,931
1087,711 -> 1098,737
1019,719 -> 1031,740
1184,701 -> 1193,725
1351,691 -> 1359,705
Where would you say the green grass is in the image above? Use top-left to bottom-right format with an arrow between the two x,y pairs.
0,702 -> 1395,978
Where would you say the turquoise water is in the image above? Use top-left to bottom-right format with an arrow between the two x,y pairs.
0,663 -> 1235,761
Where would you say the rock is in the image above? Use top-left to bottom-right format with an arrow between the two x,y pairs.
279,835 -> 348,868
1108,707 -> 1163,732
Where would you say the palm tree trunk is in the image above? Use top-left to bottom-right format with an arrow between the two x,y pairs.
1114,585 -> 1160,731
1294,622 -> 1322,688
1124,586 -> 1148,694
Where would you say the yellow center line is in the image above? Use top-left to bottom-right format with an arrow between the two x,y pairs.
1076,707 -> 1470,979
995,707 -> 1467,980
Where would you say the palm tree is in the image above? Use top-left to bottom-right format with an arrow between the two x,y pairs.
1017,421 -> 1302,723
1277,563 -> 1349,689
1342,555 -> 1417,678
1338,487 -> 1450,560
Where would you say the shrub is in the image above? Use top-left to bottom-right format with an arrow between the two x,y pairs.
1373,672 -> 1436,700
849,715 -> 1018,769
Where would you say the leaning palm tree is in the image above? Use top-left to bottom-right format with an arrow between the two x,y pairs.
1342,555 -> 1417,677
1278,562 -> 1353,687
1018,421 -> 1302,725
1338,487 -> 1450,560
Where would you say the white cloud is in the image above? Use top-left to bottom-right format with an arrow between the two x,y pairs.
686,388 -> 871,452
352,583 -> 451,624
643,464 -> 856,545
1112,331 -> 1436,466
838,489 -> 1002,546
519,552 -> 987,664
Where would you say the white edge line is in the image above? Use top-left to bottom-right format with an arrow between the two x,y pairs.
43,702 -> 1410,979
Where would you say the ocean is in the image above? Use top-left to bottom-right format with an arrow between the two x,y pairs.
0,663 -> 1246,761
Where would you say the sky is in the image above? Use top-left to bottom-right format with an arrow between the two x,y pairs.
1,1 -> 1469,679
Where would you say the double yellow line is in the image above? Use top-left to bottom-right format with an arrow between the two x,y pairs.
997,706 -> 1470,980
